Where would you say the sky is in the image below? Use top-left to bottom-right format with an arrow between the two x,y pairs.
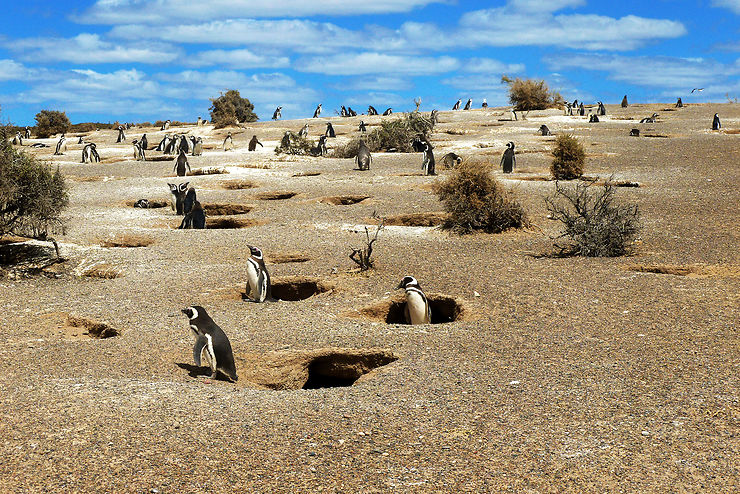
1,0 -> 739,125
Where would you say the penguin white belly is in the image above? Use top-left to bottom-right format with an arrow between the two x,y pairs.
245,261 -> 260,299
405,290 -> 430,325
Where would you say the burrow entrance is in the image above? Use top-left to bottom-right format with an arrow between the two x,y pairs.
319,195 -> 370,205
268,276 -> 335,301
353,293 -> 472,324
207,217 -> 267,229
204,203 -> 254,215
41,313 -> 119,339
100,234 -> 154,248
267,252 -> 311,264
125,199 -> 169,208
256,191 -> 298,200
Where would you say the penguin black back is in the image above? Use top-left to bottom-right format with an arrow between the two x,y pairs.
501,142 -> 516,173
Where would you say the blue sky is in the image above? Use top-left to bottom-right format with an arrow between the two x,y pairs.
1,0 -> 738,125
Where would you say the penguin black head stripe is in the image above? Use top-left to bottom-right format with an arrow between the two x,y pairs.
247,244 -> 263,260
398,275 -> 419,289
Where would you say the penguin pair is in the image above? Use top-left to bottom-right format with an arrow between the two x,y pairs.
182,306 -> 238,382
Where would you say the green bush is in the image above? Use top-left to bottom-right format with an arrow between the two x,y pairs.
502,76 -> 564,112
545,179 -> 640,257
34,110 -> 71,138
209,90 -> 258,128
274,132 -> 315,156
332,112 -> 434,157
0,125 -> 69,239
434,161 -> 527,234
551,134 -> 585,180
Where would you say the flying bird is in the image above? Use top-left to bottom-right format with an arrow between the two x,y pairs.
691,88 -> 704,93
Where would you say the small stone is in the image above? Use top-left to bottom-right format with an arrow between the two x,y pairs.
509,380 -> 520,386
474,291 -> 481,297
641,431 -> 650,436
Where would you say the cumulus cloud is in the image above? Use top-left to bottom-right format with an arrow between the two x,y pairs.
0,59 -> 46,81
295,53 -> 460,75
8,34 -> 179,64
712,0 -> 740,14
79,0 -> 446,24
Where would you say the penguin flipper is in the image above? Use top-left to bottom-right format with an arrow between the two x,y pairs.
193,334 -> 208,366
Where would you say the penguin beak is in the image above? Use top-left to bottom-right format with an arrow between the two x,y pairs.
397,281 -> 405,289
181,308 -> 190,316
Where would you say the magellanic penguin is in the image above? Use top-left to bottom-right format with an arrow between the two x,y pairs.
501,142 -> 516,173
248,135 -> 263,151
313,103 -> 322,118
397,276 -> 432,325
174,149 -> 190,177
325,122 -> 336,138
245,245 -> 273,303
452,99 -> 461,111
223,132 -> 233,151
356,141 -> 372,171
272,106 -> 282,120
712,113 -> 721,131
182,306 -> 238,382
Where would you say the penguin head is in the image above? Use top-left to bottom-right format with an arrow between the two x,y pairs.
397,276 -> 419,289
247,245 -> 263,260
182,306 -> 205,320
507,142 -> 515,150
178,182 -> 190,192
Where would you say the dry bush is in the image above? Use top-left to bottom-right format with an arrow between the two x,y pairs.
76,261 -> 123,279
209,89 -> 257,128
332,113 -> 434,157
551,134 -> 585,180
274,132 -> 315,156
0,125 -> 69,239
502,76 -> 564,111
34,110 -> 71,138
545,179 -> 640,257
434,162 -> 527,234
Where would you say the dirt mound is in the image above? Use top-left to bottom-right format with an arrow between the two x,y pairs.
270,276 -> 335,301
41,313 -> 119,339
219,179 -> 260,190
100,234 -> 154,248
319,195 -> 370,205
204,203 -> 254,215
190,166 -> 229,175
124,199 -> 170,208
267,252 -> 311,264
256,191 -> 298,200
292,171 -> 321,177
351,292 -> 474,324
74,261 -> 123,279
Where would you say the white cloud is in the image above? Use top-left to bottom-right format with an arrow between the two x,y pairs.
79,0 -> 446,24
8,34 -> 179,64
295,53 -> 459,75
0,59 -> 41,81
713,0 -> 740,14
547,54 -> 740,90
186,49 -> 290,69
462,58 -> 525,74
333,76 -> 413,92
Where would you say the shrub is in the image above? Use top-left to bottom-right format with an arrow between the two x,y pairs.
545,179 -> 640,257
274,132 -> 315,156
551,134 -> 585,180
502,76 -> 564,112
34,110 -> 71,138
0,125 -> 69,239
331,112 -> 434,158
434,161 -> 527,234
209,89 -> 258,128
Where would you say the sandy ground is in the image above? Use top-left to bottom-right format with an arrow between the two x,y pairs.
1,103 -> 739,492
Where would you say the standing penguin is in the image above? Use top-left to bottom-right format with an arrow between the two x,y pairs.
578,103 -> 585,116
452,99 -> 461,111
501,141 -> 516,173
140,134 -> 148,150
712,113 -> 721,131
245,245 -> 272,303
183,186 -> 196,215
358,121 -> 367,133
24,127 -> 31,139
340,106 -> 348,117
54,134 -> 67,156
298,123 -> 309,138
116,125 -> 126,143
463,99 -> 472,110
192,137 -> 203,156
621,95 -> 629,108
81,143 -> 100,163
223,132 -> 233,151
368,105 -> 378,116
481,99 -> 488,108
179,200 -> 206,229
133,139 -> 146,161
382,108 -> 393,116
272,106 -> 282,120
539,125 -> 551,136
325,122 -> 336,138
174,149 -> 190,177
313,135 -> 328,157
597,101 -> 606,116
356,141 -> 372,171
397,276 -> 431,325
676,97 -> 683,108
313,104 -> 322,118
421,141 -> 436,176
182,306 -> 237,382
168,182 -> 189,215
248,135 -> 263,151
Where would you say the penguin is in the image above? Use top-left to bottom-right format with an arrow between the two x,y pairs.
174,149 -> 190,177
168,182 -> 189,215
340,106 -> 348,117
183,186 -> 196,215
578,103 -> 585,116
313,135 -> 328,157
156,134 -> 170,152
481,99 -> 488,108
356,141 -> 372,171
15,132 -> 23,146
397,276 -> 431,325
192,137 -> 203,156
182,306 -> 237,382
411,137 -> 426,153
313,103 -> 322,118
539,124 -> 551,136
298,123 -> 309,138
621,95 -> 628,108
161,119 -> 171,131
197,116 -> 203,127
629,128 -> 640,137
358,121 -> 367,133
368,105 -> 378,116
501,141 -> 516,173
24,127 -> 31,139
565,103 -> 573,116
132,140 -> 146,161
248,135 -> 263,151
54,134 -> 67,156
597,101 -> 606,116
430,109 -> 439,125
179,200 -> 206,229
675,97 -> 683,108
347,107 -> 357,117
141,134 -> 148,150
77,136 -> 83,144
179,135 -> 189,154
712,113 -> 721,131
325,122 -> 336,138
452,99 -> 461,111
382,108 -> 393,116
223,132 -> 233,151
640,113 -> 658,124
133,199 -> 150,208
116,125 -> 126,143
165,135 -> 178,154
81,142 -> 100,163
463,99 -> 472,110
421,141 -> 436,176
440,152 -> 462,169
272,106 -> 282,120
589,114 -> 600,123
245,245 -> 272,303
